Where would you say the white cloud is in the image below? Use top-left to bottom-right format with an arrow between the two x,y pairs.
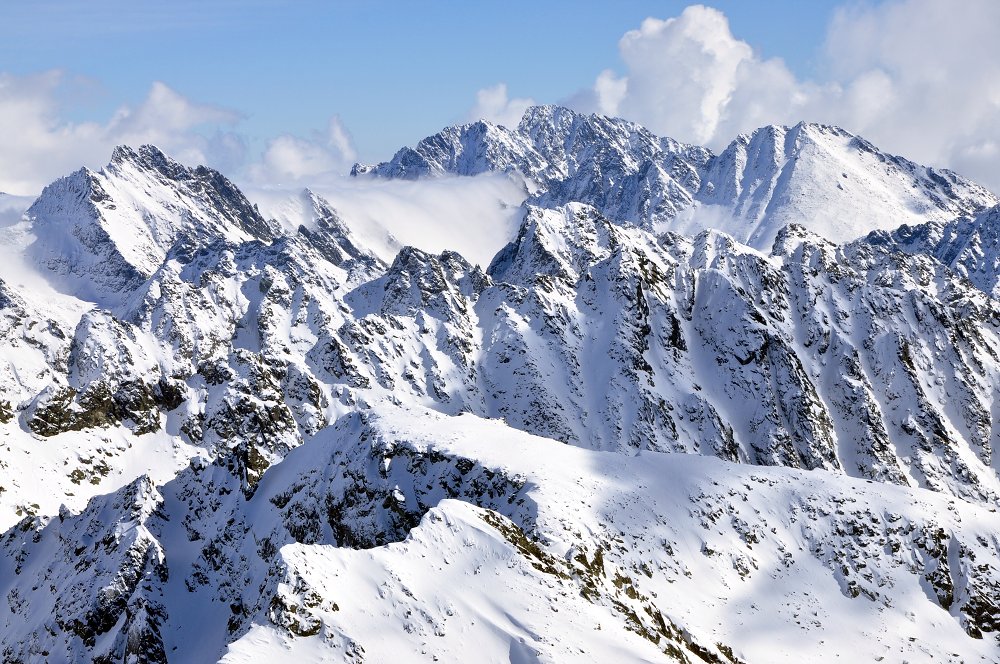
820,0 -> 1000,179
592,70 -> 627,117
0,72 -> 243,195
248,173 -> 530,267
248,115 -> 358,185
0,71 -> 361,195
467,83 -> 535,129
618,11 -> 753,145
572,1 -> 1000,192
326,116 -> 357,166
575,6 -> 826,147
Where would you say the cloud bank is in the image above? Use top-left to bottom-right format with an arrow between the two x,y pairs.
247,115 -> 359,186
565,1 -> 1000,191
249,173 -> 530,268
0,72 -> 244,195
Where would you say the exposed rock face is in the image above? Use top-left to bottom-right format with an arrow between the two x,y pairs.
3,123 -> 1000,661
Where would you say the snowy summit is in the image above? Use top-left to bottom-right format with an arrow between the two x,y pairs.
2,104 -> 1000,663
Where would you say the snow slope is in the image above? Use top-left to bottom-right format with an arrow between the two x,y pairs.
1,139 -> 1000,661
359,106 -> 997,251
693,122 -> 997,249
5,405 -> 1000,662
26,145 -> 279,301
872,202 -> 1000,299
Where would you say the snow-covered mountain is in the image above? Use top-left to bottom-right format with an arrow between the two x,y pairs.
357,106 -> 997,251
872,202 -> 1000,299
7,405 -> 1000,662
694,122 -> 997,249
26,145 -> 280,301
3,114 -> 1000,662
355,105 -> 712,234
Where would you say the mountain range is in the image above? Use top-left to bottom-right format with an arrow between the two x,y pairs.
2,106 -> 1000,662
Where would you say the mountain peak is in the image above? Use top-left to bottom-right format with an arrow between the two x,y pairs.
696,119 -> 997,248
109,144 -> 188,180
110,143 -> 164,163
515,104 -> 665,155
26,145 -> 279,300
516,104 -> 582,130
294,189 -> 384,273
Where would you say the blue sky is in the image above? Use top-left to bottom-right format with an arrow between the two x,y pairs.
2,0 -> 1000,195
0,1 -> 847,163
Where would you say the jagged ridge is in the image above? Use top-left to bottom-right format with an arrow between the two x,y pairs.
1,135 -> 1000,662
358,106 -> 997,250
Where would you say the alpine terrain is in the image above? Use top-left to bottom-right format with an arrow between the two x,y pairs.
2,106 -> 1000,662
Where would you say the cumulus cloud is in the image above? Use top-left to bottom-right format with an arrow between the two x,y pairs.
0,72 -> 244,195
821,0 -> 1000,178
572,1 -> 1000,192
248,115 -> 358,185
467,83 -> 535,129
618,11 -> 754,144
574,6 -> 828,146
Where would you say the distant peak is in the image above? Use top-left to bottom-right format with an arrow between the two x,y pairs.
109,144 -> 189,180
443,118 -> 509,140
519,103 -> 582,119
518,103 -> 562,120
770,223 -> 836,256
111,143 -> 167,165
301,188 -> 341,220
463,118 -> 501,131
350,163 -> 376,176
388,245 -> 475,275
389,245 -> 435,270
788,122 -> 855,142
735,121 -> 854,142
783,121 -> 853,141
723,122 -> 858,157
517,104 -> 585,130
108,144 -> 135,163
